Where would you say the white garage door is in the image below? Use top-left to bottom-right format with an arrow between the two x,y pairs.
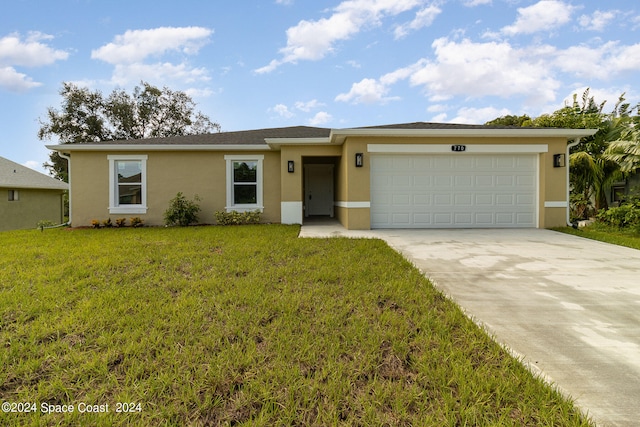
370,154 -> 538,228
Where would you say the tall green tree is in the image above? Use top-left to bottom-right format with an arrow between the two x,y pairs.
603,105 -> 640,173
527,90 -> 629,216
485,88 -> 635,218
485,114 -> 531,127
39,82 -> 221,181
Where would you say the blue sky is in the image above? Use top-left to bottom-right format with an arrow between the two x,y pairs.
1,0 -> 639,174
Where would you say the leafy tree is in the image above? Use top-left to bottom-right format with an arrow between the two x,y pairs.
485,88 -> 637,217
603,107 -> 640,173
485,114 -> 531,127
39,82 -> 221,181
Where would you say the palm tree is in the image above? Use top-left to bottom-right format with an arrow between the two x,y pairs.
604,121 -> 640,173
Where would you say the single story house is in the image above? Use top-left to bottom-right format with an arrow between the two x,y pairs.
0,156 -> 69,231
47,122 -> 597,230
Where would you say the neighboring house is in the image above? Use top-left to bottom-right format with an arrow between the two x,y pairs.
46,122 -> 596,230
608,173 -> 640,207
0,156 -> 68,231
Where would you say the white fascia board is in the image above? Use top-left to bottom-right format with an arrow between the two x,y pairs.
45,144 -> 271,152
331,128 -> 598,142
265,137 -> 331,150
367,144 -> 549,154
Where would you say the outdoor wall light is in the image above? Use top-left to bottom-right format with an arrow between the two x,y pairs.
355,153 -> 364,168
553,153 -> 566,168
287,160 -> 294,173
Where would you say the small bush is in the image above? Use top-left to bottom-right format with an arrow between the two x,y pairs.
215,210 -> 261,225
115,218 -> 127,227
130,217 -> 144,228
102,218 -> 113,228
597,196 -> 640,230
91,219 -> 101,229
164,192 -> 201,226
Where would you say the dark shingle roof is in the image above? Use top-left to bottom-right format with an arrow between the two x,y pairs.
355,121 -> 527,130
102,126 -> 331,145
0,156 -> 68,190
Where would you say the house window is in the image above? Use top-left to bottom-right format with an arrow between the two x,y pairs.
611,184 -> 626,204
225,155 -> 264,212
108,155 -> 148,214
8,190 -> 19,201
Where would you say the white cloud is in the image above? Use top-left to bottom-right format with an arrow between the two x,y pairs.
0,32 -> 68,91
295,99 -> 324,112
335,77 -> 399,104
579,10 -> 618,32
270,104 -> 295,119
502,1 -> 576,36
337,37 -> 567,109
91,27 -> 212,87
22,160 -> 42,171
0,66 -> 41,92
394,5 -> 442,39
109,62 -> 210,86
448,106 -> 511,124
308,111 -> 332,126
256,0 -> 426,73
410,38 -> 560,105
427,104 -> 449,113
463,0 -> 491,6
0,32 -> 68,67
553,41 -> 640,80
92,27 -> 212,64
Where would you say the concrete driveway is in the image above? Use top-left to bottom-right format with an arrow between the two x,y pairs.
300,225 -> 640,427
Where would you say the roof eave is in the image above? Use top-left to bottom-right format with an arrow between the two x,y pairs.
264,137 -> 332,150
46,144 -> 271,152
0,183 -> 68,191
329,128 -> 599,143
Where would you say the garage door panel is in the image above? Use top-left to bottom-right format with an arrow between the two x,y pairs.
393,194 -> 411,205
454,194 -> 473,205
476,175 -> 494,187
434,194 -> 452,206
413,194 -> 431,205
413,213 -> 432,225
496,175 -> 515,186
475,213 -> 494,225
475,194 -> 494,205
455,176 -> 473,187
392,213 -> 410,225
434,175 -> 453,187
517,194 -> 535,205
371,153 -> 537,228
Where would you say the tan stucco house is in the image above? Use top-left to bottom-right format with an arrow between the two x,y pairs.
46,122 -> 597,229
0,156 -> 68,231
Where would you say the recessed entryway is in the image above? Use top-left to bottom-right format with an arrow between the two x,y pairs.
304,161 -> 336,218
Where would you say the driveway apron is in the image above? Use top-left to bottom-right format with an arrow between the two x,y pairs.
300,226 -> 640,427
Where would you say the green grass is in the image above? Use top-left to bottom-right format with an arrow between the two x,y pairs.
554,223 -> 640,250
1,225 -> 592,426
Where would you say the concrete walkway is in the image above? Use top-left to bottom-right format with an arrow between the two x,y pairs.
300,224 -> 640,427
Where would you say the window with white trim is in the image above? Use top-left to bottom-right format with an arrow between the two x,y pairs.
8,190 -> 19,201
225,155 -> 264,212
108,155 -> 148,214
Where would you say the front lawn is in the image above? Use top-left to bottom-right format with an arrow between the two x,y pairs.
0,225 -> 592,426
554,223 -> 640,250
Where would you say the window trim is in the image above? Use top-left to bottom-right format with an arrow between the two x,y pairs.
225,155 -> 264,212
108,155 -> 148,214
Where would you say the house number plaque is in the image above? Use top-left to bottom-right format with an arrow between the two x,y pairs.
451,145 -> 466,152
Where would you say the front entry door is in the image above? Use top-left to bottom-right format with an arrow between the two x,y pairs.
305,164 -> 334,217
